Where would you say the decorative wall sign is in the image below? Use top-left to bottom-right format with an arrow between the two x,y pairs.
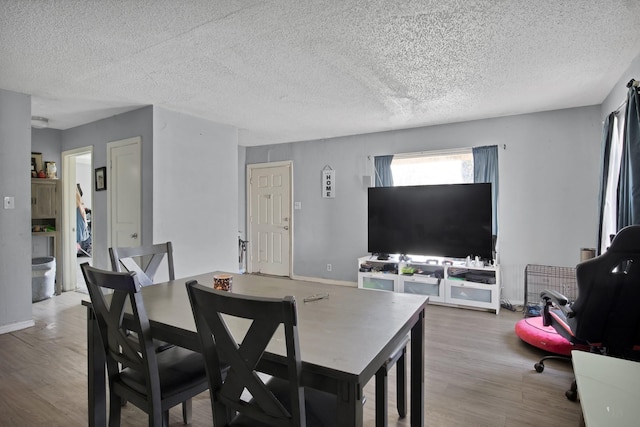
95,167 -> 107,191
322,166 -> 335,198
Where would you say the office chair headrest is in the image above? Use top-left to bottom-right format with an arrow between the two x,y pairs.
608,225 -> 640,254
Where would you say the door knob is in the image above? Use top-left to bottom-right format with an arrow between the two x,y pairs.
131,233 -> 138,239
283,226 -> 289,231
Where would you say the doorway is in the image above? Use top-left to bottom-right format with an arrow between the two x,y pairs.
61,147 -> 93,292
246,161 -> 293,277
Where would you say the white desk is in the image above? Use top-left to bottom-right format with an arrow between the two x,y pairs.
572,350 -> 640,426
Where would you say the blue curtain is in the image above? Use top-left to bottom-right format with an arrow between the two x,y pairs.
374,155 -> 394,187
617,85 -> 640,229
472,145 -> 499,235
596,113 -> 616,254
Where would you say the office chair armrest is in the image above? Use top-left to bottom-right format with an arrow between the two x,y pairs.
540,289 -> 569,306
540,289 -> 575,326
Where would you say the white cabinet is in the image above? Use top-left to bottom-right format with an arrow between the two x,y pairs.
446,279 -> 498,310
359,273 -> 399,292
358,255 -> 500,314
401,274 -> 445,303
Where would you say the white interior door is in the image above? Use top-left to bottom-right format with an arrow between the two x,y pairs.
108,137 -> 142,250
247,162 -> 292,276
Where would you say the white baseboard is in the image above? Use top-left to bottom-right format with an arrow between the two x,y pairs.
0,319 -> 35,335
291,275 -> 357,288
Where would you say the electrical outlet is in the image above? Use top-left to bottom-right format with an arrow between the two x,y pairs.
4,196 -> 15,209
327,264 -> 332,271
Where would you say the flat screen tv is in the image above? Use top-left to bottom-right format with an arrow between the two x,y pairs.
367,183 -> 493,260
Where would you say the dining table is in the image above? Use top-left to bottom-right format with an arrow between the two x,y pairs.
83,271 -> 428,426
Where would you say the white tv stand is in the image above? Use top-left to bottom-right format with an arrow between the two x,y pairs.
357,254 -> 501,314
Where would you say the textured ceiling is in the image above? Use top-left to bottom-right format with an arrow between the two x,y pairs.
1,1 -> 640,146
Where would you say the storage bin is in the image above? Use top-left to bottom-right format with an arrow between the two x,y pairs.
32,256 -> 55,302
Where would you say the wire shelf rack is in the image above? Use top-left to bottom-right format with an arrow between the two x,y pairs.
524,264 -> 577,317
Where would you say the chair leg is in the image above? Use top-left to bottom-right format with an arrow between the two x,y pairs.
375,366 -> 388,427
534,354 -> 571,373
182,399 -> 192,424
396,347 -> 407,418
376,337 -> 410,426
108,392 -> 122,427
158,410 -> 169,427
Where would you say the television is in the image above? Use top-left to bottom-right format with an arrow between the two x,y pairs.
367,183 -> 493,260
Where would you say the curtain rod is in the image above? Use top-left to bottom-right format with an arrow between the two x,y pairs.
614,100 -> 627,115
613,79 -> 639,114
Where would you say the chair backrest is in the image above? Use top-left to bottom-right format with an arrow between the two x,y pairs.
570,225 -> 640,356
80,262 -> 162,406
186,280 -> 305,427
109,242 -> 175,286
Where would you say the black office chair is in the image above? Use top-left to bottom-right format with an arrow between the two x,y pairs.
186,280 -> 337,426
534,225 -> 640,400
81,263 -> 208,426
109,242 -> 175,285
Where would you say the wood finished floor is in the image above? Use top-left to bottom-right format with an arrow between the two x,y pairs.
0,291 -> 582,426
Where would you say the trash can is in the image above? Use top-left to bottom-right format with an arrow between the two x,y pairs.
32,256 -> 56,302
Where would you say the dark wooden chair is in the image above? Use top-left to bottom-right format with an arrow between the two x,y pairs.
375,335 -> 409,427
81,263 -> 208,426
109,241 -> 196,418
186,280 -> 337,426
109,242 -> 175,286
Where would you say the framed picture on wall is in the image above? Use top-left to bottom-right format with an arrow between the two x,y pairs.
95,167 -> 107,191
31,152 -> 42,176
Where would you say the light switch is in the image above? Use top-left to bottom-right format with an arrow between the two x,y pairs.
294,202 -> 302,210
4,196 -> 15,209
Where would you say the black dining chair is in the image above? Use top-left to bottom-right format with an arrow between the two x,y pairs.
186,280 -> 338,426
109,241 -> 197,418
109,241 -> 175,285
81,263 -> 208,426
375,335 -> 409,426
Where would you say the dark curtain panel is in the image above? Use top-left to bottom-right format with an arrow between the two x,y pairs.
617,85 -> 640,229
472,145 -> 499,235
374,155 -> 394,187
596,113 -> 616,255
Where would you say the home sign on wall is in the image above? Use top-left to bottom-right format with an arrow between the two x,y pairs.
322,166 -> 335,198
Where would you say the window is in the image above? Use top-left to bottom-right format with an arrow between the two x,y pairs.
390,149 -> 473,186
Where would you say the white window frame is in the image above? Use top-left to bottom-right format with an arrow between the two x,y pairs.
390,148 -> 474,186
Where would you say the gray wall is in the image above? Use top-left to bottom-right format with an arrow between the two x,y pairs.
0,89 -> 33,332
246,105 -> 603,302
238,146 -> 247,241
31,128 -> 62,175
61,106 -> 154,270
152,107 -> 239,280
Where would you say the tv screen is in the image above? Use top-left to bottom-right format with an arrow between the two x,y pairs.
367,183 -> 493,260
